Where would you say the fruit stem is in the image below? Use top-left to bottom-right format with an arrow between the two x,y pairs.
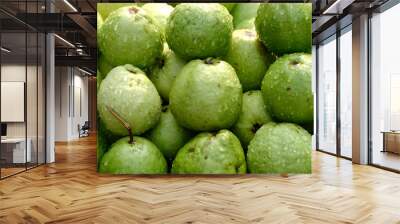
128,7 -> 139,14
204,58 -> 214,65
106,106 -> 134,144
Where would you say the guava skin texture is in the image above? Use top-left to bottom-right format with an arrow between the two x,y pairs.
98,54 -> 114,78
301,122 -> 314,135
235,18 -> 255,30
148,46 -> 186,101
171,130 -> 246,174
247,122 -> 311,173
97,55 -> 113,88
97,12 -> 103,30
141,3 -> 174,36
97,70 -> 103,90
97,65 -> 162,136
166,3 -> 233,60
99,136 -> 167,174
97,3 -> 136,20
224,29 -> 275,91
221,3 -> 236,12
169,59 -> 242,131
232,90 -> 273,148
255,3 -> 312,55
98,6 -> 163,69
146,106 -> 193,161
232,3 -> 259,29
261,53 -> 313,125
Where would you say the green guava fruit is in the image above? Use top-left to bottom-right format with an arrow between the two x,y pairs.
97,55 -> 113,88
221,3 -> 236,12
235,18 -> 255,30
148,45 -> 186,101
255,3 -> 312,55
98,54 -> 114,78
170,58 -> 242,131
166,3 -> 233,60
231,90 -> 273,148
223,29 -> 275,91
97,12 -> 103,30
171,130 -> 246,174
232,3 -> 259,28
142,3 -> 174,36
97,3 -> 136,20
98,6 -> 163,69
97,70 -> 103,90
97,65 -> 161,136
247,122 -> 311,173
146,106 -> 193,161
97,117 -> 108,167
301,122 -> 314,135
261,53 -> 313,124
99,136 -> 167,174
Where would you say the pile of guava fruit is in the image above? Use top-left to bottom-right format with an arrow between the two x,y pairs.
97,3 -> 313,174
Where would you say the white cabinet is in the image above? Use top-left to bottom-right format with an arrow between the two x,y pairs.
1,138 -> 32,163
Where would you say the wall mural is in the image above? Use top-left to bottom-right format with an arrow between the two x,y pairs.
97,3 -> 313,174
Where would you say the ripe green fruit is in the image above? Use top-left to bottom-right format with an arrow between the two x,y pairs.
97,119 -> 108,167
99,136 -> 167,174
235,18 -> 255,30
148,45 -> 186,101
170,58 -> 242,131
98,55 -> 114,78
261,53 -> 313,124
166,3 -> 233,60
255,3 -> 311,55
232,90 -> 273,147
171,130 -> 246,174
98,6 -> 163,69
247,122 -> 311,173
97,70 -> 103,90
224,29 -> 275,91
221,3 -> 236,12
97,65 -> 161,136
301,122 -> 314,135
97,3 -> 136,20
232,3 -> 259,29
146,106 -> 193,161
97,12 -> 103,30
142,3 -> 174,36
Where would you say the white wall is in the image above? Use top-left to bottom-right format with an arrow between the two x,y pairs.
55,66 -> 70,141
54,67 -> 89,141
71,73 -> 89,138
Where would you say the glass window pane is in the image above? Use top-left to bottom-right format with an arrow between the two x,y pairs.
318,35 -> 337,154
371,4 -> 400,171
27,31 -> 38,169
312,45 -> 317,150
1,31 -> 27,177
340,27 -> 352,158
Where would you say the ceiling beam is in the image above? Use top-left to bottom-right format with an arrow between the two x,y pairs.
66,13 -> 96,46
55,55 -> 96,70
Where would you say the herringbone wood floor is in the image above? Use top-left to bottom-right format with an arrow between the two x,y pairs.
1,135 -> 400,224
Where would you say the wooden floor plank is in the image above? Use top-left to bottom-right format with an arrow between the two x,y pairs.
0,135 -> 399,223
